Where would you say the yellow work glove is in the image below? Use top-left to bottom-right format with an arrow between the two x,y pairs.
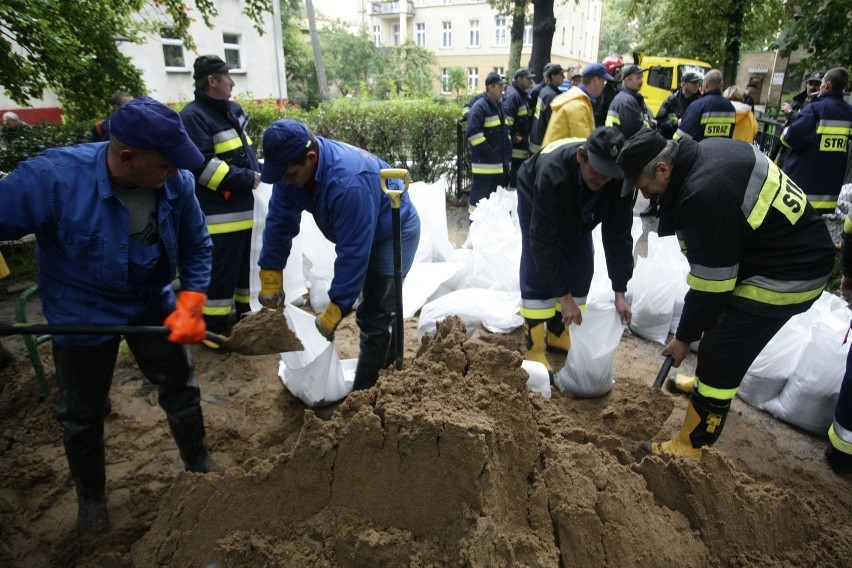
258,269 -> 285,309
315,302 -> 343,341
164,291 -> 207,344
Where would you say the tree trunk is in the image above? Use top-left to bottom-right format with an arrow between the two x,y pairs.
305,0 -> 329,101
721,0 -> 745,87
507,0 -> 529,76
529,0 -> 556,79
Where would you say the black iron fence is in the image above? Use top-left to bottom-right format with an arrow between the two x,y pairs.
455,117 -> 472,200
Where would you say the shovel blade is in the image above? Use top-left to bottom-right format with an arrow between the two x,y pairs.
221,308 -> 304,355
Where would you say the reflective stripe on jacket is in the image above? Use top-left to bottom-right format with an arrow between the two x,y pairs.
466,94 -> 510,176
674,89 -> 736,141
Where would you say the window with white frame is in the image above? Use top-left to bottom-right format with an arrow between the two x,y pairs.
392,23 -> 400,46
441,68 -> 451,93
523,21 -> 533,46
160,27 -> 186,69
493,66 -> 504,78
468,67 -> 478,90
415,22 -> 426,47
441,21 -> 452,49
494,16 -> 507,47
442,0 -> 453,4
415,0 -> 424,5
373,25 -> 381,47
223,33 -> 241,69
468,19 -> 480,48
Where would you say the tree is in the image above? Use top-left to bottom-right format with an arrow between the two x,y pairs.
448,67 -> 468,99
319,25 -> 383,98
599,0 -> 637,58
777,0 -> 852,73
529,0 -> 557,80
485,0 -> 531,77
0,0 -> 271,121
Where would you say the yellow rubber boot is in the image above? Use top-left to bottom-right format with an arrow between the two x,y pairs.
545,315 -> 571,354
642,392 -> 730,458
666,374 -> 696,395
523,321 -> 553,373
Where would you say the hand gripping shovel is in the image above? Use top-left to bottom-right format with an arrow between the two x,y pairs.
0,309 -> 303,356
380,168 -> 412,371
652,355 -> 675,389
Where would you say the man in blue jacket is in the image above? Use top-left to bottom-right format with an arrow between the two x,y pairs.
0,97 -> 219,534
674,69 -> 736,142
467,71 -> 511,210
257,120 -> 421,392
180,55 -> 261,344
781,66 -> 852,215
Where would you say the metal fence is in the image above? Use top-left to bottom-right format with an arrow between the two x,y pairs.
455,117 -> 472,200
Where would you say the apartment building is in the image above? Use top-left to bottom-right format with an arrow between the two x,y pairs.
364,0 -> 603,95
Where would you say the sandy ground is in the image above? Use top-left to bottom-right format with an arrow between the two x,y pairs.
1,201 -> 850,567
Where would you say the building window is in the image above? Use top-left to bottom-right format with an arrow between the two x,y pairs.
441,68 -> 451,94
468,67 -> 478,91
468,19 -> 480,48
493,66 -> 504,78
415,22 -> 426,48
160,27 -> 186,69
415,0 -> 424,5
494,16 -> 507,47
441,21 -> 452,49
442,0 -> 453,4
392,23 -> 400,46
223,33 -> 241,69
373,25 -> 381,47
523,22 -> 533,46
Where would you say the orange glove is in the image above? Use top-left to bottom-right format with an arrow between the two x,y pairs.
164,291 -> 207,344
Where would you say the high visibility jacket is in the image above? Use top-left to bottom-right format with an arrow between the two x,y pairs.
466,94 -> 511,177
674,89 -> 736,141
180,91 -> 259,234
731,101 -> 758,143
781,91 -> 852,213
503,82 -> 533,161
259,137 -> 419,313
605,86 -> 655,140
0,143 -> 212,346
658,137 -> 835,344
542,86 -> 595,147
656,90 -> 699,139
516,138 -> 634,296
529,83 -> 561,153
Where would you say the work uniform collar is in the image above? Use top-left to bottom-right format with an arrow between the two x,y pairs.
194,89 -> 231,113
576,84 -> 597,104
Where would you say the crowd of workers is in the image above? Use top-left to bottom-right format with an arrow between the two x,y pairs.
0,52 -> 850,536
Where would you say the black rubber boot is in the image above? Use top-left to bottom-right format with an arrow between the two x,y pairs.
167,406 -> 223,474
825,444 -> 852,476
352,273 -> 396,392
66,441 -> 109,534
0,340 -> 13,371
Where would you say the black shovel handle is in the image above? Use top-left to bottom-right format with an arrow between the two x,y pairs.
0,323 -> 226,346
652,355 -> 675,390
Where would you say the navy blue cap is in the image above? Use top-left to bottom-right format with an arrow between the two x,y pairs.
260,119 -> 313,183
582,63 -> 615,81
585,127 -> 625,180
109,96 -> 204,170
617,128 -> 668,196
193,55 -> 235,80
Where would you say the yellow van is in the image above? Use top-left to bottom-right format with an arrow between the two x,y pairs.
637,55 -> 712,116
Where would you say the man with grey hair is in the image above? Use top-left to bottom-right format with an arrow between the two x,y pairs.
673,69 -> 736,142
617,128 -> 834,458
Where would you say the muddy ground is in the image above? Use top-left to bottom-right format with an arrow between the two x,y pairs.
0,201 -> 850,567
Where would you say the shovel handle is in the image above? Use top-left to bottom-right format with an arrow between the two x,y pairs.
0,323 -> 227,346
652,355 -> 675,390
379,168 -> 411,209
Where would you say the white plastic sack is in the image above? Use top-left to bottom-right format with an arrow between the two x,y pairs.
522,360 -> 551,399
279,305 -> 352,407
402,261 -> 465,318
458,188 -> 521,292
417,288 -> 523,339
408,179 -> 457,263
555,300 -> 625,398
627,256 -> 680,344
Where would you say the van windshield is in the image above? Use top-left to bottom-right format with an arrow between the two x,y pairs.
680,64 -> 706,83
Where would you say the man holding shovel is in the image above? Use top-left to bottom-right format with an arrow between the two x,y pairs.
618,128 -> 835,458
0,97 -> 222,534
257,119 -> 420,392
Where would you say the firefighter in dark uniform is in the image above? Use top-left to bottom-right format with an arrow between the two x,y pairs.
828,209 -> 852,476
180,55 -> 261,345
780,66 -> 852,215
528,64 -> 565,154
517,127 -> 633,375
618,129 -> 835,458
466,71 -> 511,209
503,67 -> 535,188
674,69 -> 736,142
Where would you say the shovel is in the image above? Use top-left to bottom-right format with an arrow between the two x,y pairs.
380,168 -> 412,371
0,309 -> 303,356
652,355 -> 675,389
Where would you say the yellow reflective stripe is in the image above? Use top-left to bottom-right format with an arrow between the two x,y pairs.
843,214 -> 852,235
213,128 -> 243,153
828,422 -> 852,454
234,292 -> 251,304
517,108 -> 529,117
203,306 -> 233,316
541,137 -> 584,154
469,132 -> 485,146
809,198 -> 838,210
816,125 -> 851,135
687,273 -> 737,293
817,121 -> 849,152
529,142 -> 541,153
678,239 -> 687,254
200,159 -> 230,191
695,377 -> 737,401
505,117 -> 515,125
700,115 -> 735,124
732,282 -> 825,305
605,114 -> 621,127
208,219 -> 254,234
246,134 -> 253,146
471,163 -> 504,174
742,149 -> 807,229
519,305 -> 556,319
483,114 -> 501,127
512,149 -> 530,159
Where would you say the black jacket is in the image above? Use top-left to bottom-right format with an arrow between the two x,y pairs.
656,90 -> 699,139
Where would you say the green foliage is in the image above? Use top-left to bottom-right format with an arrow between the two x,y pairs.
600,0 -> 638,57
0,122 -> 92,173
777,1 -> 852,73
448,67 -> 469,99
0,0 -> 271,122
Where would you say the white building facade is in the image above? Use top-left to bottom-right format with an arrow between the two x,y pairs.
364,0 -> 603,95
0,0 -> 286,122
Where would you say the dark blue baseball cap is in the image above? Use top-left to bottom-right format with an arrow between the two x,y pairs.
109,96 -> 204,170
582,63 -> 615,81
261,119 -> 313,183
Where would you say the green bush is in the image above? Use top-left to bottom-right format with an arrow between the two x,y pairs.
0,122 -> 92,173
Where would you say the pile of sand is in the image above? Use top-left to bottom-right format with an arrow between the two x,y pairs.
127,317 -> 844,567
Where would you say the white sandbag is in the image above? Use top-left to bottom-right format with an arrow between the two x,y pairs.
402,261 -> 465,318
408,179 -> 457,263
299,212 -> 336,312
645,233 -> 690,335
522,360 -> 551,399
279,305 -> 351,407
588,218 -> 645,305
249,183 -> 307,311
418,288 -> 523,339
627,256 -> 680,344
760,318 -> 849,434
460,188 -> 521,292
555,299 -> 625,398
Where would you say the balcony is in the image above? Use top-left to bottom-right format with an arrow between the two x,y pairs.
371,2 -> 415,18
